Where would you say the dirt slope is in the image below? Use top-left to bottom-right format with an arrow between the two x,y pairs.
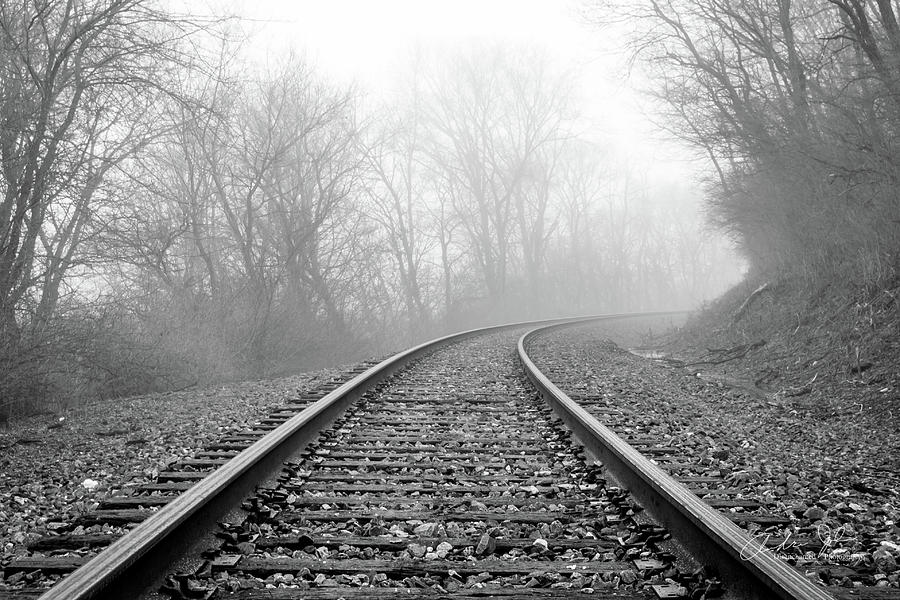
655,276 -> 900,471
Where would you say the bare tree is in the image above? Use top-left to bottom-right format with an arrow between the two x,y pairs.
361,83 -> 436,340
0,0 -> 221,412
589,0 -> 900,282
103,56 -> 368,378
423,46 -> 570,310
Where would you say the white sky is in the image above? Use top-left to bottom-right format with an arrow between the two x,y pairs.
237,0 -> 593,77
228,0 -> 698,177
189,0 -> 744,287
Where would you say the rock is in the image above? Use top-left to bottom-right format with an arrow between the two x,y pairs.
803,507 -> 826,520
408,542 -> 427,558
239,577 -> 264,590
619,570 -> 638,584
413,522 -> 437,536
466,572 -> 492,585
475,532 -> 496,556
5,572 -> 24,584
874,547 -> 898,573
435,541 -> 453,558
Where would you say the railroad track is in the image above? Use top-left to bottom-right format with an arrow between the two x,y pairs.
0,362 -> 384,596
0,315 -> 840,599
524,323 -> 900,600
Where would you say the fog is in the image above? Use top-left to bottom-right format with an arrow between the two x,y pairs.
0,0 -> 745,416
224,0 -> 746,322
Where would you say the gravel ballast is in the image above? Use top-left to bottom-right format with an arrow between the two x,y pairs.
527,322 -> 900,591
0,367 -> 344,570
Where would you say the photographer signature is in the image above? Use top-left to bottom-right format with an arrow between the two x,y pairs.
740,522 -> 867,566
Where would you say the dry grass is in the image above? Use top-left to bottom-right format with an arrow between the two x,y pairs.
661,274 -> 900,434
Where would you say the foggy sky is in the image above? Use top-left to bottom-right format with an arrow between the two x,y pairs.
232,0 -> 695,179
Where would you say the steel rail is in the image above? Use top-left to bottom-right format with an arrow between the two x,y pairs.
39,312 -> 681,600
518,319 -> 836,600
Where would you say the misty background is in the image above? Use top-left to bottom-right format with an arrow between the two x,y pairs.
16,0 -> 898,415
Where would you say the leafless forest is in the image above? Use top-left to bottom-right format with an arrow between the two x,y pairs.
2,0 -> 898,416
598,0 -> 900,280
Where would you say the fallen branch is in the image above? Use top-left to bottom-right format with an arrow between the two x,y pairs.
695,372 -> 771,402
733,282 -> 771,322
657,357 -> 686,367
779,373 -> 818,398
684,340 -> 767,366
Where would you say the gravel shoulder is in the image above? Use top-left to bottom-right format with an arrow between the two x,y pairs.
528,321 -> 900,590
0,367 -> 343,564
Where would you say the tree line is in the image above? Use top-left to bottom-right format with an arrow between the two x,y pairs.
0,0 -> 734,416
593,0 -> 900,286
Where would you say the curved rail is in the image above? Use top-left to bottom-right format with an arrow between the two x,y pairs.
518,320 -> 835,600
40,312 -> 681,600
